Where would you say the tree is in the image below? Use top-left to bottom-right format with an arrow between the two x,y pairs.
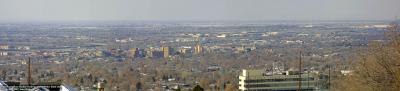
193,85 -> 204,91
334,23 -> 400,91
224,84 -> 236,91
175,87 -> 181,91
136,82 -> 142,91
199,78 -> 210,90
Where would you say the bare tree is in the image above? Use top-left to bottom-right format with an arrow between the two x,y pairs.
334,22 -> 400,91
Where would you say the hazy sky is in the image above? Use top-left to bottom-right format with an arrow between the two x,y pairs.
0,0 -> 399,21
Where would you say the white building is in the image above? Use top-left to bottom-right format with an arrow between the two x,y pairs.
239,69 -> 318,91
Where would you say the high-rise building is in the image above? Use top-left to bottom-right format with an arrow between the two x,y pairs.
136,48 -> 145,58
179,48 -> 187,54
0,52 -> 7,56
194,45 -> 202,54
146,47 -> 153,58
178,46 -> 191,55
0,45 -> 9,50
239,69 -> 318,91
129,48 -> 137,58
95,50 -> 103,57
162,46 -> 169,58
194,37 -> 202,54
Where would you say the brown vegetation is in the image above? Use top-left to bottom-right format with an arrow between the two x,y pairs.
333,23 -> 400,91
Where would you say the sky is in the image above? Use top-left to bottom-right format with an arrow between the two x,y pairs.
0,0 -> 399,21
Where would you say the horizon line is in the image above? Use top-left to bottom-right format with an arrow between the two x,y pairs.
0,19 -> 395,23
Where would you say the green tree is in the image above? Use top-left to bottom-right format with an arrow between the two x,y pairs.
193,85 -> 204,91
136,82 -> 142,91
175,87 -> 181,91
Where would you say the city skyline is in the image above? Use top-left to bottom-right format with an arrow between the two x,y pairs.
0,0 -> 400,91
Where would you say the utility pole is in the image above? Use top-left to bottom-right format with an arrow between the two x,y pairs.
27,57 -> 32,85
297,49 -> 302,91
272,61 -> 274,75
1,70 -> 6,80
328,64 -> 331,90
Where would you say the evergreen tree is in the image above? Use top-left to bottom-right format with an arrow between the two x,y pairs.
193,85 -> 204,91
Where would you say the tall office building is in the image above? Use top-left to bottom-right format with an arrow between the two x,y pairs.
194,45 -> 202,54
95,50 -> 103,57
129,48 -> 137,58
162,46 -> 169,58
146,47 -> 153,58
239,69 -> 318,91
194,37 -> 202,54
0,45 -> 9,50
179,48 -> 187,54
